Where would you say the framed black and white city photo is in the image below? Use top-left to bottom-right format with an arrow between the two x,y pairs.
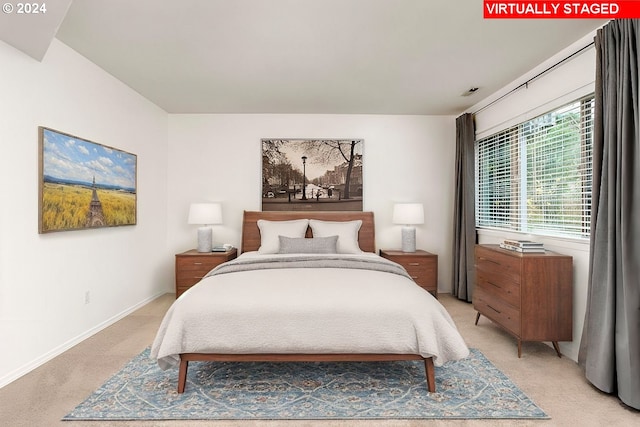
261,138 -> 363,212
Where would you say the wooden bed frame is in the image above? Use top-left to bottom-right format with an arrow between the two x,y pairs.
177,210 -> 436,393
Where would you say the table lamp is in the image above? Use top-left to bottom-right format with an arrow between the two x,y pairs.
393,203 -> 424,252
188,203 -> 222,252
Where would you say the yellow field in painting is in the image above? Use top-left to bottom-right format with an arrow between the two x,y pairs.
41,183 -> 136,232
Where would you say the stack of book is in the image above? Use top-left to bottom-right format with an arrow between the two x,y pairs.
499,239 -> 546,253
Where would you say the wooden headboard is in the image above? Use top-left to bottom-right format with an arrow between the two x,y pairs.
241,210 -> 375,253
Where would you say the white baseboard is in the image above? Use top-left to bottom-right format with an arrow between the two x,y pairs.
0,291 -> 167,389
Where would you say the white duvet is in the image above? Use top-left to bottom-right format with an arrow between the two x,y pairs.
151,252 -> 469,369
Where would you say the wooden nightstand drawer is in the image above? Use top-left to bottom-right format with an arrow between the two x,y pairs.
379,249 -> 438,297
405,264 -> 434,289
176,257 -> 219,271
175,249 -> 237,298
176,284 -> 196,296
176,272 -> 209,286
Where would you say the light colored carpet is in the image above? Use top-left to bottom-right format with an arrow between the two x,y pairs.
0,293 -> 637,426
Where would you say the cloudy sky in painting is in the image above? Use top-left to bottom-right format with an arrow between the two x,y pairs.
42,129 -> 136,190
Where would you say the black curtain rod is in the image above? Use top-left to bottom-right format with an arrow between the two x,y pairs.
472,41 -> 595,115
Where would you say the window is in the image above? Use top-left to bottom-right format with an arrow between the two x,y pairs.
475,95 -> 594,239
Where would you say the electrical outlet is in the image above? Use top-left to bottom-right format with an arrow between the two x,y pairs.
84,291 -> 90,305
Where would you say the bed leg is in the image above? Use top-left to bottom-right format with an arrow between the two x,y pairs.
424,357 -> 435,393
178,359 -> 189,393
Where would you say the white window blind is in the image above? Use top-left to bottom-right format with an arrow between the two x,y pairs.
475,95 -> 594,239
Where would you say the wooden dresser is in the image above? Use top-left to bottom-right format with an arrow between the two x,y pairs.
379,249 -> 438,298
473,244 -> 573,357
175,249 -> 237,298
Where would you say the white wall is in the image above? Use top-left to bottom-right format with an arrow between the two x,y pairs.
470,32 -> 598,362
3,21 -> 597,387
0,39 -> 171,387
167,114 -> 456,285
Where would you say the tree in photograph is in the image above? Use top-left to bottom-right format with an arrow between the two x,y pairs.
262,140 -> 288,195
297,139 -> 362,199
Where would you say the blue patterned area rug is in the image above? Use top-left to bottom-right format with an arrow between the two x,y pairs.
63,348 -> 548,420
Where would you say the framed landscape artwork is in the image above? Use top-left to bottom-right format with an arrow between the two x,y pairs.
261,139 -> 363,212
38,127 -> 137,233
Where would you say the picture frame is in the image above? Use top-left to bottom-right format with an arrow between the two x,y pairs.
38,127 -> 137,233
261,138 -> 363,212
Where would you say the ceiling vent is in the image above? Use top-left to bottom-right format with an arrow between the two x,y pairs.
461,87 -> 479,97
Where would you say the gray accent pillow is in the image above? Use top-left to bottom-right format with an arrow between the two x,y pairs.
278,235 -> 339,254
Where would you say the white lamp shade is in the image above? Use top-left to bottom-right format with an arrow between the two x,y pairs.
393,203 -> 424,225
188,203 -> 222,225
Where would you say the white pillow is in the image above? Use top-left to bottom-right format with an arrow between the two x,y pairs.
309,219 -> 363,254
257,219 -> 309,254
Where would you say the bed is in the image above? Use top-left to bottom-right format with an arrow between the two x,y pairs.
151,210 -> 469,393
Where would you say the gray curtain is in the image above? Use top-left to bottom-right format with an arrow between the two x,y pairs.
451,113 -> 476,302
578,20 -> 640,411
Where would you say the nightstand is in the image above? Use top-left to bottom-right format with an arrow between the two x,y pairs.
379,249 -> 438,298
175,248 -> 237,298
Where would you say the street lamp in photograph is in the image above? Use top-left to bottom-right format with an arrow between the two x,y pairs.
301,155 -> 308,200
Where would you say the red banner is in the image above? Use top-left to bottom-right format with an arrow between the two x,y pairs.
484,1 -> 640,19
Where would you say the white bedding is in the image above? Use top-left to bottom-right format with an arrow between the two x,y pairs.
151,252 -> 469,369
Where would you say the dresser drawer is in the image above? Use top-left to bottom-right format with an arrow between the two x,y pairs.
476,246 -> 521,283
476,269 -> 521,308
476,262 -> 521,286
474,287 -> 521,336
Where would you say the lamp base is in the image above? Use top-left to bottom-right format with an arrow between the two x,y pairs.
401,226 -> 416,252
196,226 -> 213,252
